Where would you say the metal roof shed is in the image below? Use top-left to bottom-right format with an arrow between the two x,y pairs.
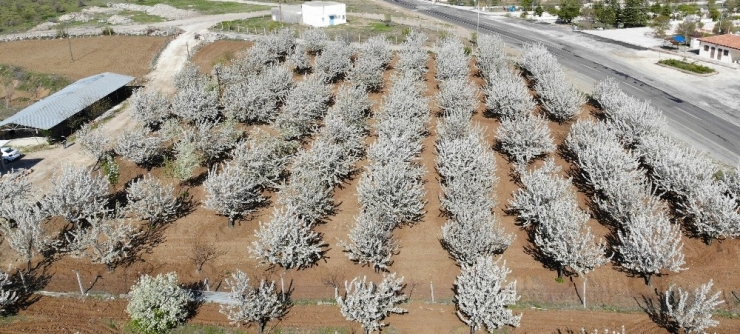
0,72 -> 134,130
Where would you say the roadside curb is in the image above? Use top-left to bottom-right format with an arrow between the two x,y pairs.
650,47 -> 739,70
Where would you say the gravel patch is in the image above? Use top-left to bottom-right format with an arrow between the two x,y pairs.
109,3 -> 198,20
108,15 -> 133,25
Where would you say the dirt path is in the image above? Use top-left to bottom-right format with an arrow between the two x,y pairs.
144,10 -> 270,94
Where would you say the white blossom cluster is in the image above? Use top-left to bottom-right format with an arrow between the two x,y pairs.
115,126 -> 163,166
638,134 -> 740,243
436,78 -> 478,116
509,159 -> 608,279
454,258 -> 521,332
274,73 -> 332,139
231,128 -> 298,189
288,44 -> 311,73
519,43 -> 584,121
129,89 -> 170,129
221,65 -> 294,124
0,271 -> 18,314
476,33 -> 507,80
315,40 -> 353,82
65,214 -> 142,272
203,161 -> 264,227
77,122 -> 110,163
220,270 -> 289,333
566,120 -> 685,284
662,280 -> 724,334
348,36 -> 391,92
0,200 -> 51,272
41,165 -> 110,224
303,28 -> 329,54
436,112 -> 512,266
342,72 -> 428,271
484,68 -> 535,120
335,273 -> 407,333
125,174 -> 180,226
252,85 -> 371,270
496,114 -> 555,167
435,36 -> 469,82
126,272 -> 192,333
592,78 -> 664,148
396,30 -> 428,78
260,28 -> 296,59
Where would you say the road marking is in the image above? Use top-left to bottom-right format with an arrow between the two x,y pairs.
624,82 -> 644,92
674,107 -> 701,121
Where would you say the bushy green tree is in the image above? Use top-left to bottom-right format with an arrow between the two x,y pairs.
622,0 -> 648,27
126,272 -> 192,334
594,1 -> 618,26
651,15 -> 671,38
557,0 -> 581,23
535,5 -> 544,17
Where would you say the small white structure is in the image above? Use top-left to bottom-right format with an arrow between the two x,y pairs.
302,1 -> 346,27
271,5 -> 302,25
697,34 -> 740,64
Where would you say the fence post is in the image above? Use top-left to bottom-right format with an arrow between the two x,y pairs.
430,281 -> 435,303
74,270 -> 85,296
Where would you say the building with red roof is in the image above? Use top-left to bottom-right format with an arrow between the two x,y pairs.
697,34 -> 740,64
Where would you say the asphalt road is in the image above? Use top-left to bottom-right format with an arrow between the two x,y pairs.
385,0 -> 740,165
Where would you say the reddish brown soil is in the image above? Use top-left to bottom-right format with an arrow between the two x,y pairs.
4,53 -> 740,334
0,36 -> 171,81
191,40 -> 254,74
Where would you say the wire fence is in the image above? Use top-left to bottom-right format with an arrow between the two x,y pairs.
63,270 -> 740,314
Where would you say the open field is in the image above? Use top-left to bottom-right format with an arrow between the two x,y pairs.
0,36 -> 171,82
2,33 -> 740,333
214,15 -> 449,44
192,40 -> 254,74
0,65 -> 70,120
0,0 -> 270,33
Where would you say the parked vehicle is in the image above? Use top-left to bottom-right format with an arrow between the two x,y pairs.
1,147 -> 20,162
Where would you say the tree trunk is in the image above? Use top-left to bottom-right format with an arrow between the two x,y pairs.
259,320 -> 266,334
470,325 -> 475,334
557,265 -> 564,279
644,273 -> 653,286
705,236 -> 713,246
228,216 -> 235,228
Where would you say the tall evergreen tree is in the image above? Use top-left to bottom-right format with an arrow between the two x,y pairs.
622,0 -> 648,27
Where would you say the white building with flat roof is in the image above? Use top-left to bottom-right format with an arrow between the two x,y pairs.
302,1 -> 346,27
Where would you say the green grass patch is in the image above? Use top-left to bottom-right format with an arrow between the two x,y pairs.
217,15 -> 287,33
132,0 -> 270,15
0,65 -> 71,94
120,10 -> 165,23
0,0 -> 269,33
658,58 -> 715,74
370,22 -> 393,32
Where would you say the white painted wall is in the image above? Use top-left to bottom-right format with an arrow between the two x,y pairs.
302,2 -> 346,27
698,41 -> 738,64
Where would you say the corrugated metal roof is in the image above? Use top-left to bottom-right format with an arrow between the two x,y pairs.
0,72 -> 134,130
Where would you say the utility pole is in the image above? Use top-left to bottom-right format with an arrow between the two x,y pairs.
66,24 -> 74,62
476,0 -> 480,35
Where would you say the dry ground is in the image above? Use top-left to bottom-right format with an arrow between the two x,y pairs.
3,31 -> 740,334
192,40 -> 254,74
0,36 -> 171,82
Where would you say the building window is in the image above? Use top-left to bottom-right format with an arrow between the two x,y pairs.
704,45 -> 709,51
724,50 -> 730,56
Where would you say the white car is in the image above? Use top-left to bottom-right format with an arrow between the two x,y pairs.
1,147 -> 20,162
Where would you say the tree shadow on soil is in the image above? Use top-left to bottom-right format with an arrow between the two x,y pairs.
636,288 -> 677,333
6,260 -> 54,315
